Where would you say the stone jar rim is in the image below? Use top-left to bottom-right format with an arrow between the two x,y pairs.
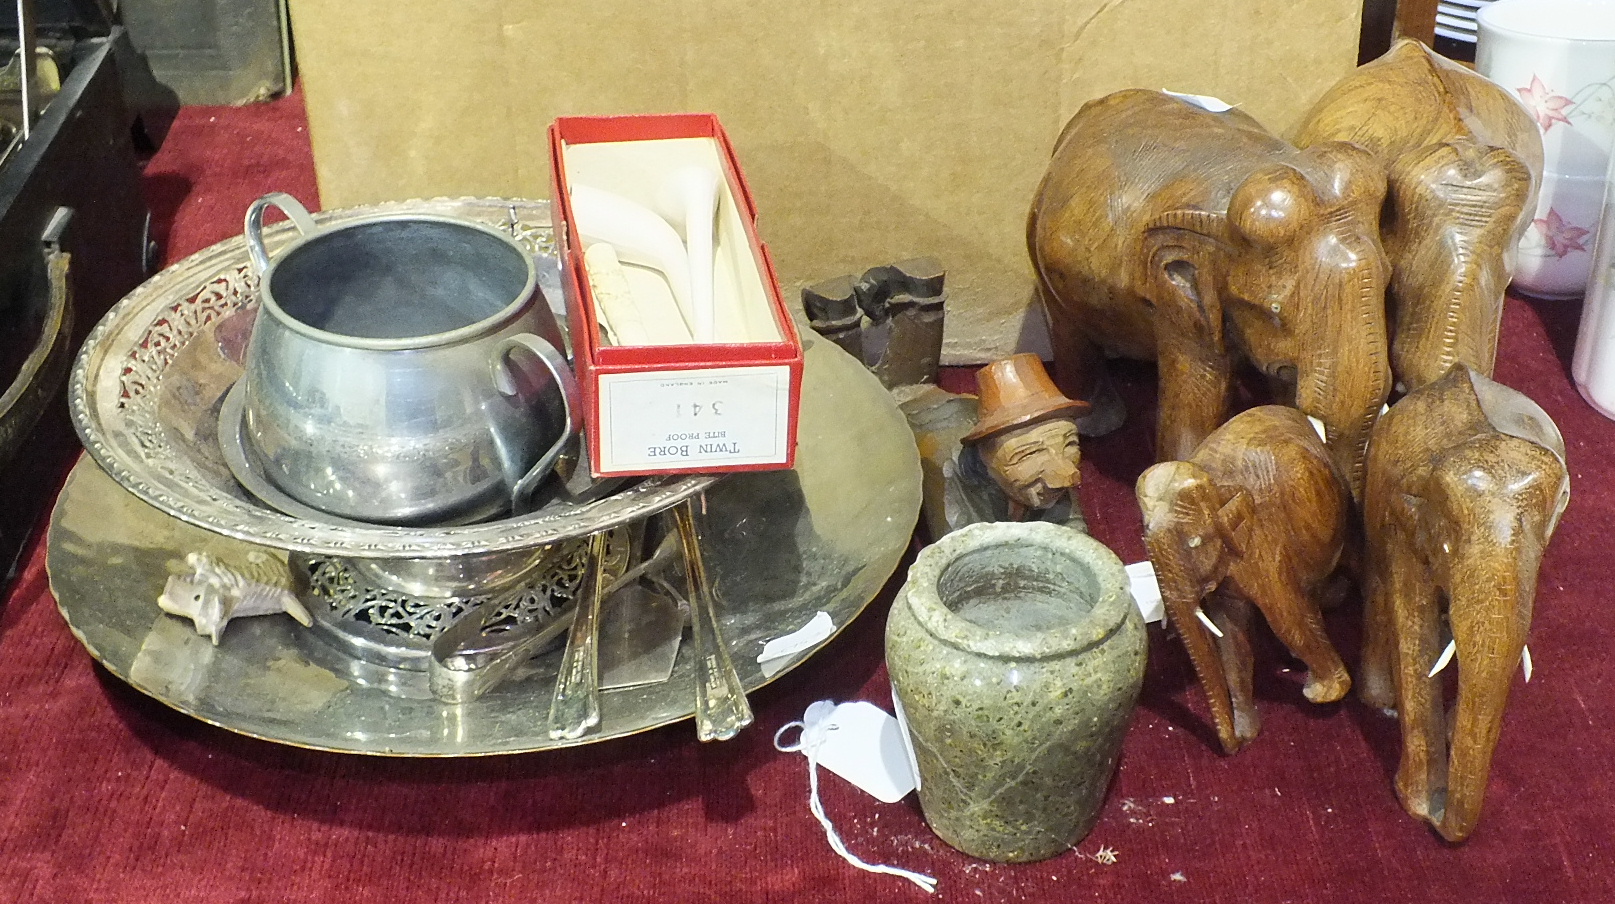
903,521 -> 1134,661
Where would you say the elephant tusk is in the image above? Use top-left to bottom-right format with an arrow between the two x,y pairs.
1195,607 -> 1225,638
1523,645 -> 1534,683
1306,415 -> 1328,443
1427,639 -> 1457,678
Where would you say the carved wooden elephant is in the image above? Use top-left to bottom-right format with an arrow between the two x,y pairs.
1362,364 -> 1569,842
1030,89 -> 1393,497
1137,406 -> 1351,755
1295,40 -> 1543,392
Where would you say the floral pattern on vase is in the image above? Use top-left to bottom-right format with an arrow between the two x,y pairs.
1515,191 -> 1602,298
1519,75 -> 1575,131
1481,9 -> 1615,296
1517,73 -> 1615,135
1533,208 -> 1594,258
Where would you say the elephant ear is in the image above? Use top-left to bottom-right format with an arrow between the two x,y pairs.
1465,366 -> 1572,536
1399,491 -> 1443,561
1212,485 -> 1255,558
1142,209 -> 1231,355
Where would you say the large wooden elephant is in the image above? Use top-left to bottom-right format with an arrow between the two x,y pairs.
1137,406 -> 1351,755
1029,89 -> 1393,497
1295,40 -> 1543,392
1362,364 -> 1569,842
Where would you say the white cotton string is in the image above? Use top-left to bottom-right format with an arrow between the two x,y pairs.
774,713 -> 938,894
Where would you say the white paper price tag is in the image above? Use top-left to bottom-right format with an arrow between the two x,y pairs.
758,611 -> 836,678
812,701 -> 917,804
1163,89 -> 1236,112
775,700 -> 936,892
889,690 -> 922,793
759,611 -> 835,663
597,365 -> 791,472
1126,560 -> 1165,624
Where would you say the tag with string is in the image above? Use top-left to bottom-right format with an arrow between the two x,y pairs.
775,700 -> 937,893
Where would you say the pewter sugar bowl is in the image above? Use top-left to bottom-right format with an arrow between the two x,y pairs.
235,193 -> 577,526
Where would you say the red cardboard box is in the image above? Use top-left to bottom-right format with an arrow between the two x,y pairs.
549,113 -> 803,478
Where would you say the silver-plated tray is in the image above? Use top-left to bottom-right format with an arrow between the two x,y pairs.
48,326 -> 921,754
68,197 -> 715,558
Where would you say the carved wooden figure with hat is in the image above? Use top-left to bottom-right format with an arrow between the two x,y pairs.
961,354 -> 1092,526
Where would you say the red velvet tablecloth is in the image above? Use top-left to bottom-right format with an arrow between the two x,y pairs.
4,91 -> 1615,902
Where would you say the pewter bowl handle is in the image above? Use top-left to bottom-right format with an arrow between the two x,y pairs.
494,332 -> 581,510
243,192 -> 318,275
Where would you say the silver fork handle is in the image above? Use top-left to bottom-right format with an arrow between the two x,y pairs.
673,499 -> 753,741
547,530 -> 611,739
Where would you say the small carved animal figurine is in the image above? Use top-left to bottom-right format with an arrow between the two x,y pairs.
1362,364 -> 1569,842
1295,39 -> 1543,392
1029,89 -> 1392,498
1137,406 -> 1351,754
159,551 -> 313,644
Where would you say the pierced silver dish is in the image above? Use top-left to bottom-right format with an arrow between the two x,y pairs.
50,318 -> 923,753
68,197 -> 714,562
55,195 -> 923,753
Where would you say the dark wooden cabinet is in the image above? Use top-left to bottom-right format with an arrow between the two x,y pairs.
0,21 -> 168,579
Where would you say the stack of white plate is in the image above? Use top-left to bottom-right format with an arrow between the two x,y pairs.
1437,0 -> 1496,49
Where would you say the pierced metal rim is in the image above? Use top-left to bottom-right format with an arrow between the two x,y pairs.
69,197 -> 715,558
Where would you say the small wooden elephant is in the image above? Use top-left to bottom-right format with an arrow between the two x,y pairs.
1362,364 -> 1569,842
1137,405 -> 1351,754
1295,40 -> 1542,392
1030,89 -> 1392,498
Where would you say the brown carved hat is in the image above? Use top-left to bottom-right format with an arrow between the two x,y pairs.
963,353 -> 1091,443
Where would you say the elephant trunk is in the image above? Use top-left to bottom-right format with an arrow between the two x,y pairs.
1390,251 -> 1504,392
1386,140 -> 1532,391
1143,526 -> 1240,752
1435,549 -> 1537,842
1295,253 -> 1391,501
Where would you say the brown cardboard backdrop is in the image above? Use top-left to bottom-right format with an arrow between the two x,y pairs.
290,0 -> 1363,362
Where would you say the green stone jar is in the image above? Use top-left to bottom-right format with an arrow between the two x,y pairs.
886,521 -> 1146,862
